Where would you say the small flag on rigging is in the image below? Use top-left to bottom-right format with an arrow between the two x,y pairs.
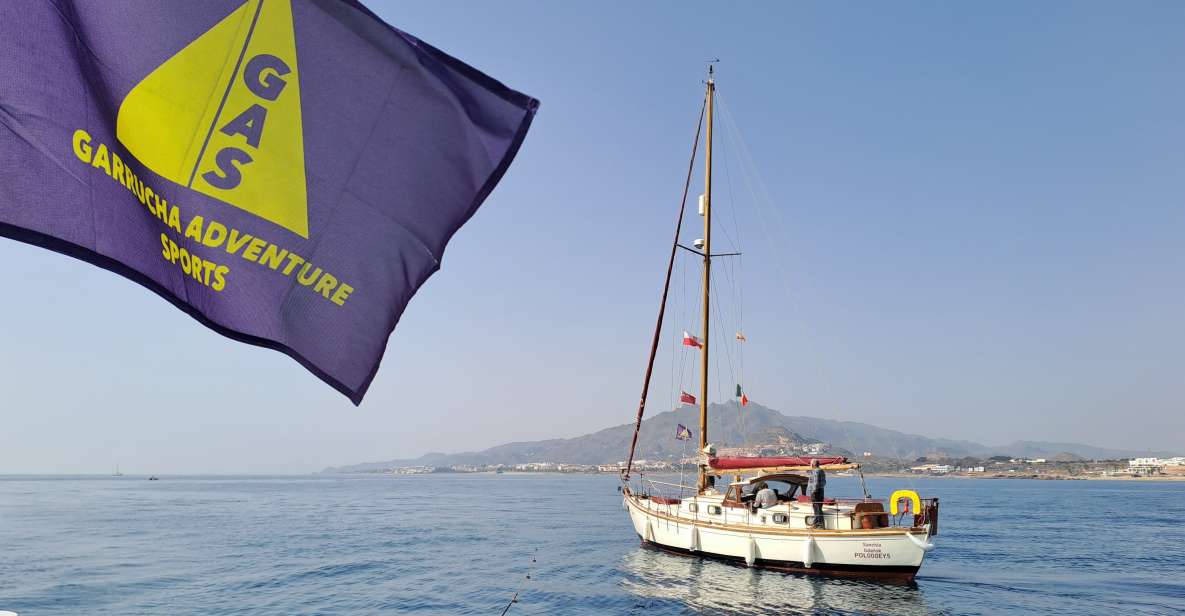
741,393 -> 750,407
735,384 -> 743,397
736,332 -> 747,342
680,391 -> 697,405
682,332 -> 703,349
676,424 -> 693,441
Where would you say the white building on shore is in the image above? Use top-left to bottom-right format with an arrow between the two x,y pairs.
1129,457 -> 1185,473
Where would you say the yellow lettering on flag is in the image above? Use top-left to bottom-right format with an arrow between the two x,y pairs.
116,0 -> 309,238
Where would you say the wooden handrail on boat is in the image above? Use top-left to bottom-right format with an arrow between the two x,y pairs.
627,496 -> 927,536
705,463 -> 860,475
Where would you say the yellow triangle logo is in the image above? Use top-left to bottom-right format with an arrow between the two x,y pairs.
116,0 -> 308,238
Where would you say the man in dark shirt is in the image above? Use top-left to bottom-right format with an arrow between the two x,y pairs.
807,459 -> 827,529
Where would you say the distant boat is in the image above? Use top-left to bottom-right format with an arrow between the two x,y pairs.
618,65 -> 938,584
148,475 -> 159,481
112,463 -> 124,477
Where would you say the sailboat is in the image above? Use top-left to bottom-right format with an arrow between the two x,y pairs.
112,463 -> 124,477
620,65 -> 938,584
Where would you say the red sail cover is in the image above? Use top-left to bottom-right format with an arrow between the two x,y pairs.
709,456 -> 847,470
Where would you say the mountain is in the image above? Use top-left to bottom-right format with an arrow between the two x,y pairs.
323,402 -> 1177,472
324,402 -> 815,472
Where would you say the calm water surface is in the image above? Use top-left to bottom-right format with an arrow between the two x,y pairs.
1,474 -> 1182,615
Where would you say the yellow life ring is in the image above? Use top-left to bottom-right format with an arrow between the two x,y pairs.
890,489 -> 921,516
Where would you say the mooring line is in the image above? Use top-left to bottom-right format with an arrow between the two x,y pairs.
498,548 -> 538,615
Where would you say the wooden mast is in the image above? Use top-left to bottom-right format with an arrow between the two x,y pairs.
698,65 -> 715,493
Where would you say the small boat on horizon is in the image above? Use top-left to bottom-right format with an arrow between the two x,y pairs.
619,65 -> 938,584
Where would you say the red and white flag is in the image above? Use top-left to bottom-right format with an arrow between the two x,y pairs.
680,391 -> 697,405
682,331 -> 702,348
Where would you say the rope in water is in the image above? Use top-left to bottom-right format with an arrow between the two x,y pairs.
498,548 -> 538,616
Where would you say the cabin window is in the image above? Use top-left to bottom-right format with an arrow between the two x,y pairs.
773,513 -> 789,524
687,503 -> 698,513
708,505 -> 722,515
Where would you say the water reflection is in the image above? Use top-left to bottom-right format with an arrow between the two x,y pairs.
619,545 -> 937,615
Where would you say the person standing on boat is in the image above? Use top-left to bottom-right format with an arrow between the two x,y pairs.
807,459 -> 827,528
755,483 -> 778,509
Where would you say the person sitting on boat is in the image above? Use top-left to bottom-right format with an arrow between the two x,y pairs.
755,484 -> 778,509
807,459 -> 827,528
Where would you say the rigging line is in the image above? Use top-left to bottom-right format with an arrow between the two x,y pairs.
720,101 -> 746,262
677,255 -> 691,401
720,96 -> 807,334
717,109 -> 745,320
719,94 -> 790,246
709,284 -> 747,446
718,95 -> 803,357
672,253 -> 691,412
667,256 -> 679,414
709,281 -> 738,386
709,286 -> 746,445
720,93 -> 849,455
624,98 -> 707,480
673,254 -> 696,409
720,115 -> 745,383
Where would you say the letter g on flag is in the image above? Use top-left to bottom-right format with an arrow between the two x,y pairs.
116,0 -> 309,237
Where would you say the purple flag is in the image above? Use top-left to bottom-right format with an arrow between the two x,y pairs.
0,1 -> 537,404
676,424 -> 692,441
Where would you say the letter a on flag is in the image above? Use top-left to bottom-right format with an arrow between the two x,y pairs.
0,1 -> 538,404
117,0 -> 310,237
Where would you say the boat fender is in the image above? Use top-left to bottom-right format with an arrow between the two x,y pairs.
905,532 -> 935,552
890,490 -> 922,516
802,535 -> 815,568
746,538 -> 757,566
690,526 -> 700,552
644,520 -> 654,543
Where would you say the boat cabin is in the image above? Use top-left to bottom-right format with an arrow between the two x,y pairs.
723,473 -> 806,506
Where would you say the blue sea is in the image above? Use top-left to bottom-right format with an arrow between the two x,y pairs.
1,474 -> 1182,615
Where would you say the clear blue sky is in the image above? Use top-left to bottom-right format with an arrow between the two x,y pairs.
3,1 -> 1182,473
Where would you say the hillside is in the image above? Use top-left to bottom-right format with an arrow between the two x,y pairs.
323,402 -> 1175,472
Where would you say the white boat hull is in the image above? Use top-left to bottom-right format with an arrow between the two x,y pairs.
625,494 -> 931,583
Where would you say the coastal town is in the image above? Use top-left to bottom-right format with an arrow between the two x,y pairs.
357,440 -> 1185,480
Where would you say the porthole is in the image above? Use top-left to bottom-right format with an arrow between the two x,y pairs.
688,503 -> 698,513
707,505 -> 722,515
772,513 -> 789,524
